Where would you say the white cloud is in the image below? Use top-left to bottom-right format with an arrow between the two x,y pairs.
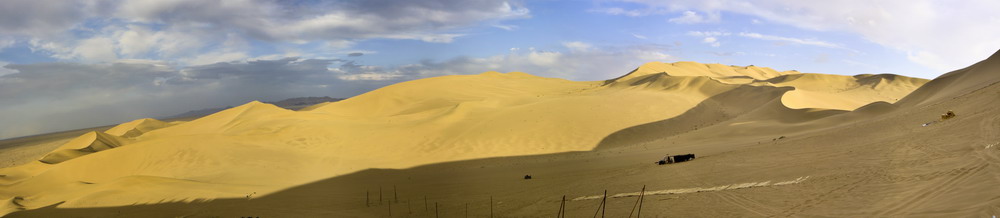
28,39 -> 73,59
493,24 -> 518,31
590,6 -> 670,17
563,41 -> 593,52
688,31 -> 729,47
184,51 -> 250,66
738,32 -> 841,48
703,37 -> 720,47
414,34 -> 465,43
668,11 -> 720,24
338,73 -> 404,81
607,0 -> 1000,73
687,31 -> 730,37
386,43 -> 676,80
115,26 -> 156,57
631,33 -> 648,39
3,0 -> 532,64
0,37 -> 14,50
73,37 -> 119,62
906,51 -> 952,73
592,7 -> 646,17
0,61 -> 17,76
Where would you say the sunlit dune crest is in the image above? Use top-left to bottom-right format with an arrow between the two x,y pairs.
0,60 -> 932,215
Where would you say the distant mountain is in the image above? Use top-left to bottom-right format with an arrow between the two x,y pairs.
162,96 -> 343,119
269,96 -> 345,110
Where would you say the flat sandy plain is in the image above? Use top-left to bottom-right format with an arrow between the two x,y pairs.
2,52 -> 999,217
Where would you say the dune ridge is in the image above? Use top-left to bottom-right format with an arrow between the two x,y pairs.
104,118 -> 177,138
896,49 -> 1000,107
609,61 -> 799,83
36,131 -> 127,164
0,61 -> 930,215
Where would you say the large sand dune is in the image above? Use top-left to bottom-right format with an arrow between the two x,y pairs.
2,59 -> 970,217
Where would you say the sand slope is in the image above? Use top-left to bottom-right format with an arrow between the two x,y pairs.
36,131 -> 126,164
0,63 -> 929,215
897,49 -> 1000,107
103,118 -> 177,138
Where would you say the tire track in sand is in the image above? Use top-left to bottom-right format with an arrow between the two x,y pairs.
876,162 -> 988,216
676,168 -> 779,217
775,175 -> 872,217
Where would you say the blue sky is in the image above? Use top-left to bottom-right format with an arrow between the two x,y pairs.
1,0 -> 999,138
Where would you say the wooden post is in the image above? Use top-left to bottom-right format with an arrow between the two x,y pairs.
408,198 -> 412,214
637,185 -> 645,218
602,190 -> 607,218
379,186 -> 383,205
465,203 -> 468,218
425,196 -> 428,212
366,189 -> 370,207
593,190 -> 607,218
388,199 -> 392,217
394,185 -> 398,203
629,185 -> 646,218
557,195 -> 563,218
557,195 -> 566,218
490,196 -> 494,218
435,202 -> 439,218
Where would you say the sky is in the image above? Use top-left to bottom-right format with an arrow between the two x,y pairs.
1,0 -> 999,139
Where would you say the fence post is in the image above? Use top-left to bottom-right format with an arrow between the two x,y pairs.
629,185 -> 646,218
638,185 -> 645,218
602,190 -> 607,218
593,190 -> 607,218
557,195 -> 566,218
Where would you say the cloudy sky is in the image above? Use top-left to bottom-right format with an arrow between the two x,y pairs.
1,0 -> 999,139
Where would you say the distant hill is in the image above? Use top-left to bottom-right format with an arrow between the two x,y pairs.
162,96 -> 343,119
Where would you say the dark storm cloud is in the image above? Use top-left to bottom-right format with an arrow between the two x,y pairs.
0,40 -> 676,139
0,58 -> 407,139
0,0 -> 530,63
111,0 -> 528,42
0,0 -> 86,36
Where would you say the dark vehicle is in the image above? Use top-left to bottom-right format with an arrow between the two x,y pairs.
657,154 -> 696,165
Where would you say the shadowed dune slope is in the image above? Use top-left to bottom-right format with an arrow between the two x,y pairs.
0,62 -> 930,216
103,118 -> 177,138
36,131 -> 126,164
897,49 -> 1000,107
8,66 -> 999,217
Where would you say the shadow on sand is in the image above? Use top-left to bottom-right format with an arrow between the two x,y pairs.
9,82 -> 856,217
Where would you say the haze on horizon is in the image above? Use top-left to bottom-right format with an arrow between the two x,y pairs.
1,0 -> 999,139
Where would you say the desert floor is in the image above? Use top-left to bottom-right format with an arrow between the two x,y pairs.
3,59 -> 999,217
4,83 -> 998,218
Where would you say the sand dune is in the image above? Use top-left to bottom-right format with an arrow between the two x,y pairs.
762,73 -> 928,110
611,61 -> 797,82
103,118 -> 177,138
37,131 -> 126,164
897,49 -> 1000,107
0,61 -> 937,216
